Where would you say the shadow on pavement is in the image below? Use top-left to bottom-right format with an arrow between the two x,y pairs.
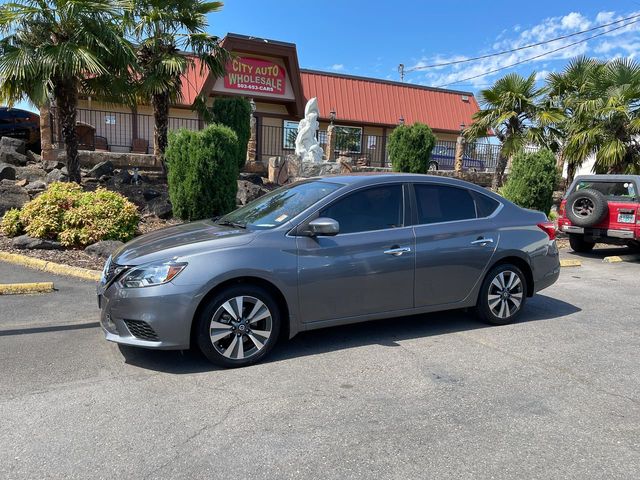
563,245 -> 639,261
117,294 -> 580,374
0,321 -> 100,337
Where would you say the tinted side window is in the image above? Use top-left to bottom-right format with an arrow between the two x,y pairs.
472,191 -> 500,217
320,185 -> 403,234
414,184 -> 476,224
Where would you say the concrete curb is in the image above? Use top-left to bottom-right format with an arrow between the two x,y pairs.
603,254 -> 640,264
0,252 -> 100,282
560,259 -> 582,267
0,282 -> 55,295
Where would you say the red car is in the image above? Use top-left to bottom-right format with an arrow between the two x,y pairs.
557,175 -> 640,252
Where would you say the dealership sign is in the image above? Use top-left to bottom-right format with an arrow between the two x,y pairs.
224,57 -> 286,95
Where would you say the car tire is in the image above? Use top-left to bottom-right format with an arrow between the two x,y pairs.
195,284 -> 281,368
569,234 -> 595,253
565,188 -> 608,227
475,264 -> 527,326
428,161 -> 439,171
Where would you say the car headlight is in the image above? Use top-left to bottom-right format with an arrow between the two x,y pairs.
100,256 -> 112,284
119,261 -> 188,288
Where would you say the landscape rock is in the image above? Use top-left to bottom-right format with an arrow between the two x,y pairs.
87,160 -> 114,178
0,162 -> 16,181
26,150 -> 42,164
0,148 -> 28,166
15,178 -> 28,187
98,174 -> 111,183
46,168 -> 68,183
85,240 -> 124,259
237,179 -> 269,206
268,156 -> 288,185
239,172 -> 264,185
144,197 -> 172,219
12,234 -> 63,250
42,160 -> 65,172
15,166 -> 47,182
143,189 -> 161,201
0,136 -> 26,154
25,180 -> 47,193
113,169 -> 133,185
0,182 -> 29,216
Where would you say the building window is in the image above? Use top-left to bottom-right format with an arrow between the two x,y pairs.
283,120 -> 298,150
335,126 -> 362,153
367,135 -> 377,149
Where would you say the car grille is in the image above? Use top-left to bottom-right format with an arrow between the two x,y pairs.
123,320 -> 159,341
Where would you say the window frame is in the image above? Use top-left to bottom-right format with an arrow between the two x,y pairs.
409,182 -> 503,227
295,182 -> 410,237
282,120 -> 299,150
333,125 -> 363,154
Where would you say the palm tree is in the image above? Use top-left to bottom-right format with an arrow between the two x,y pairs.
126,0 -> 230,170
563,58 -> 640,175
544,57 -> 603,179
0,0 -> 134,183
464,72 -> 562,190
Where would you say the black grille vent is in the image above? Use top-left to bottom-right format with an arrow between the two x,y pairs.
124,320 -> 159,341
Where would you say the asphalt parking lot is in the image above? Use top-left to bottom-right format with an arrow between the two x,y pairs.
1,248 -> 639,479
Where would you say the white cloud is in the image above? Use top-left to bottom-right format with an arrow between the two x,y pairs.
329,63 -> 344,71
407,9 -> 640,90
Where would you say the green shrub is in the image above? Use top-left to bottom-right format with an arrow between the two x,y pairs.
211,97 -> 251,169
1,182 -> 139,247
1,208 -> 23,237
388,122 -> 437,173
166,124 -> 239,221
501,149 -> 558,215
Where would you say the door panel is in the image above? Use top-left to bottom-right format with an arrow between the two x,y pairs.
297,228 -> 415,323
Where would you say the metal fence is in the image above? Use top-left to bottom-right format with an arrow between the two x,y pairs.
50,107 -> 201,153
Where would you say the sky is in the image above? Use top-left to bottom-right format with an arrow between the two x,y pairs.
10,0 -> 640,112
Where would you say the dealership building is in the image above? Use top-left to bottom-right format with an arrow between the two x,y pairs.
72,33 -> 481,168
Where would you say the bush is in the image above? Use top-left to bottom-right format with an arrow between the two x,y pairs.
1,208 -> 23,237
388,122 -> 437,173
211,97 -> 251,169
501,149 -> 558,214
166,124 -> 239,221
0,182 -> 139,247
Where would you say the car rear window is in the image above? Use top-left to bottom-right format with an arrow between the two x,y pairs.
472,191 -> 500,217
575,181 -> 637,199
415,184 -> 476,224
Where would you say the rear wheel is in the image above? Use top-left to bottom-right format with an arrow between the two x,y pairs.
569,234 -> 595,253
195,285 -> 281,368
428,161 -> 439,171
475,264 -> 527,326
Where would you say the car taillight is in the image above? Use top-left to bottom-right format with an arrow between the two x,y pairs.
558,200 -> 566,217
537,222 -> 556,240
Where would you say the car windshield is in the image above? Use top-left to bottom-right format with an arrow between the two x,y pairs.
217,180 -> 343,230
575,180 -> 637,199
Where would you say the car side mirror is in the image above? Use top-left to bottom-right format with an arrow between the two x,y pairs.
307,217 -> 340,237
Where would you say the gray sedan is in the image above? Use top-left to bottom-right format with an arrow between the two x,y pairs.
98,174 -> 560,368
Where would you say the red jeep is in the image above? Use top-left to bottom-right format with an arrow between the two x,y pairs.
557,175 -> 640,252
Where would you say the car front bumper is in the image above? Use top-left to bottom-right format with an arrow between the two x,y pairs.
98,281 -> 202,350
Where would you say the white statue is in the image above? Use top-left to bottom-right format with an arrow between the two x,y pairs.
295,97 -> 324,163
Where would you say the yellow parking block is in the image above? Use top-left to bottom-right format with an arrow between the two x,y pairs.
0,282 -> 54,295
0,252 -> 101,282
560,259 -> 582,267
603,254 -> 640,263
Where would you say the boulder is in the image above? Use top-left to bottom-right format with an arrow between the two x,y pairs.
144,197 -> 172,219
26,150 -> 42,164
12,234 -> 63,250
0,148 -> 28,166
16,179 -> 28,187
0,182 -> 29,216
239,172 -> 264,185
98,174 -> 111,183
142,188 -> 161,201
25,180 -> 47,193
15,166 -> 47,182
87,160 -> 114,178
42,160 -> 65,172
0,136 -> 26,154
85,240 -> 124,259
0,163 -> 16,181
113,169 -> 133,185
46,168 -> 68,183
268,156 -> 288,185
237,179 -> 269,206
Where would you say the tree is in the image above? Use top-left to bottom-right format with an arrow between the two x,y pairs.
464,73 -> 562,190
0,0 -> 134,183
388,122 -> 436,173
562,58 -> 640,175
211,96 -> 251,169
126,0 -> 230,171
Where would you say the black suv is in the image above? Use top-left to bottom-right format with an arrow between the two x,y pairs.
0,107 -> 41,152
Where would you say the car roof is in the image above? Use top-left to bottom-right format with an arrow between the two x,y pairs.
573,174 -> 640,183
317,172 -> 484,188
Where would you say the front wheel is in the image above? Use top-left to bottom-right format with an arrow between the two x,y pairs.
195,285 -> 281,368
428,161 -> 439,171
475,264 -> 527,326
569,234 -> 595,253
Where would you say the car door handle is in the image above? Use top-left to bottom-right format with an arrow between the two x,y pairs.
384,246 -> 412,256
471,238 -> 494,246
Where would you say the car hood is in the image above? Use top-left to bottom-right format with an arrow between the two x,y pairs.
112,220 -> 257,266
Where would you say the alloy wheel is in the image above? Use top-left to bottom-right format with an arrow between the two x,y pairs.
572,197 -> 595,218
487,270 -> 524,319
210,296 -> 273,360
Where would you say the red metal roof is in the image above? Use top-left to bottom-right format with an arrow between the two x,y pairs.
300,70 -> 480,132
180,57 -> 208,106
